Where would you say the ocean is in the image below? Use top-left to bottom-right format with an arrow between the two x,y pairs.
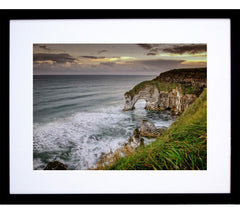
33,75 -> 175,170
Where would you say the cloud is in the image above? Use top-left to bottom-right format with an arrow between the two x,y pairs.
181,60 -> 207,66
33,53 -> 76,64
162,44 -> 207,54
80,56 -> 106,59
120,56 -> 136,60
34,57 -> 206,75
135,59 -> 185,67
79,56 -> 121,63
97,50 -> 108,54
33,44 -> 50,51
37,45 -> 50,51
33,44 -> 66,53
100,62 -> 115,67
137,44 -> 154,50
137,44 -> 161,55
146,52 -> 157,56
138,44 -> 207,56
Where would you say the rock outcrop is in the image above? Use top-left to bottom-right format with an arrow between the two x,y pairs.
94,128 -> 144,169
124,68 -> 206,114
140,120 -> 167,138
44,161 -> 67,170
124,85 -> 160,111
124,87 -> 197,114
127,128 -> 144,149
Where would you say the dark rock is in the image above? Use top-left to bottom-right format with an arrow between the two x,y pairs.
140,120 -> 167,138
44,161 -> 67,170
140,120 -> 158,135
128,128 -> 144,149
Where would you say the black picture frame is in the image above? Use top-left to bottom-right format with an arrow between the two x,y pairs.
1,9 -> 240,204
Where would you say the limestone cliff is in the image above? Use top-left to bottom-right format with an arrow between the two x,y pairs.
124,68 -> 206,115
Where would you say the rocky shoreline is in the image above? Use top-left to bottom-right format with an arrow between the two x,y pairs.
44,161 -> 67,170
94,68 -> 207,169
123,68 -> 206,114
44,118 -> 170,170
92,119 -> 170,169
44,68 -> 207,170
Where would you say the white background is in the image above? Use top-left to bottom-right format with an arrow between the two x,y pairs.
10,19 -> 230,194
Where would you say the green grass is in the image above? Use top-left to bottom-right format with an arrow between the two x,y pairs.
180,84 -> 204,96
124,68 -> 206,98
124,80 -> 202,98
108,88 -> 207,170
124,81 -> 179,98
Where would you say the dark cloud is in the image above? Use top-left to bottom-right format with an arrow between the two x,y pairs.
138,44 -> 207,56
34,45 -> 51,51
80,56 -> 106,59
34,44 -> 47,49
137,44 -> 154,50
100,62 -> 115,67
150,47 -> 160,53
162,44 -> 207,54
138,45 -> 162,56
146,52 -> 157,56
33,44 -> 66,53
33,53 -> 76,63
97,50 -> 108,54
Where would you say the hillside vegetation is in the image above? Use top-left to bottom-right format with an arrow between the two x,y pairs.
124,67 -> 206,98
108,88 -> 207,170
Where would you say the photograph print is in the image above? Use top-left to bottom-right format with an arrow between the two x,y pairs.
33,43 -> 207,170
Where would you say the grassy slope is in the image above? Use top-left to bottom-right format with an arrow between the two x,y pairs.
124,81 -> 179,98
109,88 -> 207,170
124,80 -> 202,99
124,68 -> 206,98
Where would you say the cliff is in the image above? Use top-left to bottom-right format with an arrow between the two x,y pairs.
124,67 -> 206,114
109,88 -> 207,170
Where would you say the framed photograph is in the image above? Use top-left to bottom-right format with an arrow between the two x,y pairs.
2,10 -> 240,204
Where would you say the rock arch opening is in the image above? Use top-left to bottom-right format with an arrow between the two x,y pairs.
134,98 -> 147,109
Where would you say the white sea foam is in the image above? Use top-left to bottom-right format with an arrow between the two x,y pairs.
33,76 -> 174,170
33,107 -> 131,170
33,103 -> 175,170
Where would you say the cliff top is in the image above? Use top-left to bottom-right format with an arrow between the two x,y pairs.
125,67 -> 207,98
154,67 -> 207,83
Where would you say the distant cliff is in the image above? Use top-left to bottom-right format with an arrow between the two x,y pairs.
123,68 -> 207,115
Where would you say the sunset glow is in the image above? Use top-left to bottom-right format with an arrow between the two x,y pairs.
33,44 -> 207,75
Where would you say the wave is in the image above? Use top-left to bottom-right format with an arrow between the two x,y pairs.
35,93 -> 97,104
33,106 -> 130,170
33,102 -> 174,170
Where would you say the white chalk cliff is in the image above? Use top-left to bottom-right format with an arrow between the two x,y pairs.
123,68 -> 206,115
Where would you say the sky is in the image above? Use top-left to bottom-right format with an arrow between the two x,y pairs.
33,44 -> 207,75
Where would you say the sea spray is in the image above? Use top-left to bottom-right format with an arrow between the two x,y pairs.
33,75 -> 174,170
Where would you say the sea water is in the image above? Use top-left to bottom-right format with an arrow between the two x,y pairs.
33,75 -> 175,170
